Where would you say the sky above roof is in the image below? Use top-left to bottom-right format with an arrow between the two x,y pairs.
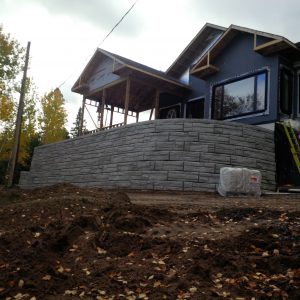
1,0 -> 300,129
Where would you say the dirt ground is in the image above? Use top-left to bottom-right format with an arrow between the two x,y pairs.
0,184 -> 300,300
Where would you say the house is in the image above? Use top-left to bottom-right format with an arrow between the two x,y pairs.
72,23 -> 300,133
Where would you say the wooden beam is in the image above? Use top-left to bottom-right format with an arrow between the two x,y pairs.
149,108 -> 154,120
124,78 -> 131,125
110,105 -> 114,127
254,38 -> 294,55
99,89 -> 106,129
79,96 -> 86,135
136,111 -> 139,123
155,90 -> 160,120
253,33 -> 257,49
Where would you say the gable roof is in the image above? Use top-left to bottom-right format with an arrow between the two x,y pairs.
72,48 -> 188,93
166,23 -> 226,78
191,24 -> 300,77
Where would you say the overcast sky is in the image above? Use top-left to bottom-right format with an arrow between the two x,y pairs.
1,0 -> 300,129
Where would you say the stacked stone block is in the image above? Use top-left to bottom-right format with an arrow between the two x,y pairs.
19,119 -> 276,191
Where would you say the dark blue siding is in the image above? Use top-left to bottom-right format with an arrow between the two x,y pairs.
185,32 -> 280,125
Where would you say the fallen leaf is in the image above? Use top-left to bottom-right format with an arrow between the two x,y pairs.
97,247 -> 107,255
42,275 -> 51,281
64,290 -> 77,295
18,280 -> 24,288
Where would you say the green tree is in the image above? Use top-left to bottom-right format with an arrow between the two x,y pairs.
39,88 -> 68,144
70,107 -> 87,138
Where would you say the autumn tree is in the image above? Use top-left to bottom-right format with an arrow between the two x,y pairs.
70,107 -> 87,138
39,88 -> 68,144
0,26 -> 25,182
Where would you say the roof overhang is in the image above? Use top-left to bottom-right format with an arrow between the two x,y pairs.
166,23 -> 226,78
190,24 -> 300,79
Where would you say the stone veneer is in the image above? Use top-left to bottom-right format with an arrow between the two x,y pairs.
19,119 -> 276,191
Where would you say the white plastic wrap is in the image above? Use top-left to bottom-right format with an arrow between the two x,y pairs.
217,167 -> 262,197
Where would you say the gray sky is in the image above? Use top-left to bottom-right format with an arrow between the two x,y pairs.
1,0 -> 300,129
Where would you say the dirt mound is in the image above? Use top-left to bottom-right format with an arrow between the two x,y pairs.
0,185 -> 300,299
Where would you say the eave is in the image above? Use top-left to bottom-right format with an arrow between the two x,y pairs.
190,64 -> 219,78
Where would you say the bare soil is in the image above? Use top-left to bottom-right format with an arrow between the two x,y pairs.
0,184 -> 300,300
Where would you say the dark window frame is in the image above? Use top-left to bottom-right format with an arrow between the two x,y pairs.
212,70 -> 268,120
185,97 -> 205,119
279,67 -> 293,116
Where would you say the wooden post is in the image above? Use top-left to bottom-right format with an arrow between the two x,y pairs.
254,34 -> 257,48
100,89 -> 106,129
110,105 -> 114,127
124,78 -> 130,125
136,112 -> 139,123
155,90 -> 160,120
149,108 -> 154,120
79,96 -> 86,135
7,41 -> 30,187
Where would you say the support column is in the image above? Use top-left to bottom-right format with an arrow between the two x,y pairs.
136,112 -> 139,123
155,89 -> 160,120
124,78 -> 130,125
110,105 -> 114,128
149,108 -> 154,120
79,96 -> 86,135
100,89 -> 106,129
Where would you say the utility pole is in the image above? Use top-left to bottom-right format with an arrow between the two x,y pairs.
7,41 -> 31,187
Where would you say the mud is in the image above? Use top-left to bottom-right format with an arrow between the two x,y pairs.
0,184 -> 300,299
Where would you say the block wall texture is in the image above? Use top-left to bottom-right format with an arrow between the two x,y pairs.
19,119 -> 276,191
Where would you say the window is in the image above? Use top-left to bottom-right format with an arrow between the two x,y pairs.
159,104 -> 181,119
212,71 -> 267,120
186,98 -> 204,119
280,68 -> 293,115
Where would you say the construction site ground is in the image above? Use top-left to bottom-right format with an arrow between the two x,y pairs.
0,184 -> 300,300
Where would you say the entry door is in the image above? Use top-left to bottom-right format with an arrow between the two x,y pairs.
185,98 -> 204,119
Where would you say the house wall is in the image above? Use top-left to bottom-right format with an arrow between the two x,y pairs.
183,33 -> 280,125
20,119 -> 276,192
86,56 -> 120,93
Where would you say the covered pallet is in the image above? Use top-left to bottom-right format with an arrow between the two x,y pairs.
218,167 -> 261,196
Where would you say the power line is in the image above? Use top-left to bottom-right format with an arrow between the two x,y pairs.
97,0 -> 139,48
57,0 -> 139,89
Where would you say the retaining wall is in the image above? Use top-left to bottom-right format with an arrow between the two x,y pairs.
19,119 -> 276,191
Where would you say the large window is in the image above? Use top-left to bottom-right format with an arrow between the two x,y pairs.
280,68 -> 293,115
212,71 -> 267,120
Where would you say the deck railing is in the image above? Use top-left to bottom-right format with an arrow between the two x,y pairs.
83,122 -> 125,135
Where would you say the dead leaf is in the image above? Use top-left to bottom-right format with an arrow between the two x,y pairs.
18,280 -> 24,288
42,275 -> 51,281
97,247 -> 107,255
64,290 -> 77,295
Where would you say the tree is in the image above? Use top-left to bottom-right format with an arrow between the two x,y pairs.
70,107 -> 87,138
0,26 -> 24,183
39,88 -> 68,144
